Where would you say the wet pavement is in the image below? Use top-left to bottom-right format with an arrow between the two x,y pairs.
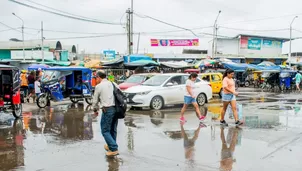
1,88 -> 302,171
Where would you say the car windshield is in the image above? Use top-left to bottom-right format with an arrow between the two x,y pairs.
142,75 -> 171,86
125,75 -> 146,83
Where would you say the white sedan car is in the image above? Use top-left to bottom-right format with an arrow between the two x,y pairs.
123,73 -> 213,110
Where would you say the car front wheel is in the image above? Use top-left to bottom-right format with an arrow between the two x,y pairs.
150,96 -> 164,110
197,93 -> 206,106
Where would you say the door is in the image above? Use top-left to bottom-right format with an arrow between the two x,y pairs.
201,74 -> 211,82
161,76 -> 184,104
211,74 -> 222,93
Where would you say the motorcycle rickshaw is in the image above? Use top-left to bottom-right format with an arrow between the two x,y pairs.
36,67 -> 93,108
253,70 -> 263,88
280,70 -> 296,91
261,70 -> 280,91
234,70 -> 249,88
0,65 -> 22,118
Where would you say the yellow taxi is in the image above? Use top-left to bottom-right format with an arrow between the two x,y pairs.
199,73 -> 223,97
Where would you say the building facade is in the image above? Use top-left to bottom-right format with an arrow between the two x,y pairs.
208,34 -> 289,64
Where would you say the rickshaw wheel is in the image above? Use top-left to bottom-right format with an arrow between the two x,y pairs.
70,97 -> 79,103
37,94 -> 48,108
13,104 -> 22,118
85,98 -> 93,105
244,81 -> 250,87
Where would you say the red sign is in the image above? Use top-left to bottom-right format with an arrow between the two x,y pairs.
240,36 -> 248,49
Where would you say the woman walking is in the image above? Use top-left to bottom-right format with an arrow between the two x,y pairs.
220,69 -> 243,126
27,71 -> 36,103
180,73 -> 205,122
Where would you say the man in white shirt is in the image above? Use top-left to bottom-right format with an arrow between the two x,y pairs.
34,77 -> 41,97
92,71 -> 119,157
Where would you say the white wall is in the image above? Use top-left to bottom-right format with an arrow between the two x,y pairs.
216,39 -> 239,55
11,50 -> 54,60
239,40 -> 282,56
210,37 -> 284,57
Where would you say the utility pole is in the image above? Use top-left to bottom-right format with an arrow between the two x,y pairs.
41,21 -> 44,63
126,8 -> 131,55
214,26 -> 218,58
289,16 -> 298,68
130,0 -> 134,55
211,10 -> 221,59
126,8 -> 131,61
136,32 -> 140,54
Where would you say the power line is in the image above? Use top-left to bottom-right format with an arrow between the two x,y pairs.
24,27 -> 125,35
42,33 -> 127,40
0,27 -> 20,33
220,13 -> 302,25
24,0 -> 104,21
220,26 -> 289,32
9,0 -> 122,25
0,21 -> 36,35
137,26 -> 213,34
293,29 -> 302,34
0,21 -> 22,33
134,13 -> 201,37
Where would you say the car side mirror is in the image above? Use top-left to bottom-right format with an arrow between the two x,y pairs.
166,82 -> 173,86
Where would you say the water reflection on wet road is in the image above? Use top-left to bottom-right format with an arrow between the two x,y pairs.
0,89 -> 302,170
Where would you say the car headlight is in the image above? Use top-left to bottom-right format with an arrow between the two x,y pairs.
137,91 -> 151,95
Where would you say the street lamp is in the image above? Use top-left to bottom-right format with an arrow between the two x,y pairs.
289,16 -> 298,67
12,13 -> 25,61
212,10 -> 221,59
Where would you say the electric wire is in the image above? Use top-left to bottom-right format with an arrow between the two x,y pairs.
134,13 -> 200,37
9,0 -> 122,25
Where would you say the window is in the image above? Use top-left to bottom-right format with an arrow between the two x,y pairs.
125,75 -> 146,83
166,76 -> 183,86
211,74 -> 221,82
202,75 -> 210,82
143,75 -> 170,86
183,75 -> 200,83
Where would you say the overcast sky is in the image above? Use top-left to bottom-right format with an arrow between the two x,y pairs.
1,0 -> 302,54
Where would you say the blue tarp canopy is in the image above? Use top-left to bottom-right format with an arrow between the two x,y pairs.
123,55 -> 152,63
44,66 -> 91,72
222,62 -> 281,71
222,62 -> 249,71
102,58 -> 124,67
28,64 -> 50,70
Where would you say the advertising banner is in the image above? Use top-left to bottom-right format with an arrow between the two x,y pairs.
262,39 -> 272,48
247,38 -> 261,50
263,39 -> 282,48
103,50 -> 116,60
272,40 -> 282,48
240,37 -> 248,49
151,39 -> 199,47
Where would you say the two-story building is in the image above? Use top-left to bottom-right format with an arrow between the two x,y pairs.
208,34 -> 290,64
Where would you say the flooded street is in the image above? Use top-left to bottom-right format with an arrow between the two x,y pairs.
1,88 -> 302,171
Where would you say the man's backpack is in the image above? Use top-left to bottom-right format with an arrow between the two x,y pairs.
111,83 -> 127,119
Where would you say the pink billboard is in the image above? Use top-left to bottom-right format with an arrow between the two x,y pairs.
151,39 -> 199,47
